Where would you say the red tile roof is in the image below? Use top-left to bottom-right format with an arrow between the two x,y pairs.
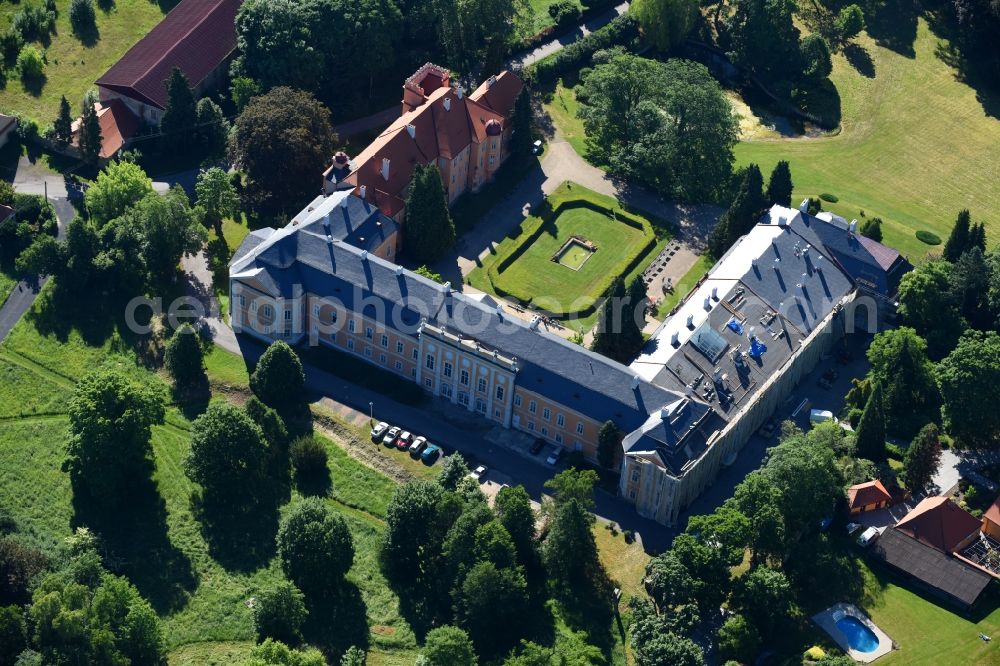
71,99 -> 141,159
96,0 -> 241,110
985,496 -> 1000,527
469,70 -> 523,118
848,479 -> 892,510
345,66 -> 522,217
895,496 -> 982,553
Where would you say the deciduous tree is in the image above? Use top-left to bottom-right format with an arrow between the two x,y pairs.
937,330 -> 1000,448
896,260 -> 965,359
228,87 -> 337,215
631,0 -> 698,51
196,166 -> 240,235
253,581 -> 307,645
250,341 -> 305,409
423,625 -> 478,666
866,327 -> 939,437
84,160 -> 153,225
277,498 -> 355,596
731,566 -> 793,639
195,98 -> 229,157
165,323 -> 206,387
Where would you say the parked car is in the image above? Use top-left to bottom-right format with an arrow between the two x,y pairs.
409,436 -> 428,456
382,426 -> 401,447
395,431 -> 413,451
471,465 -> 488,481
857,526 -> 881,547
546,446 -> 564,466
809,409 -> 836,426
421,444 -> 441,462
846,522 -> 862,535
371,421 -> 389,442
529,438 -> 546,455
756,418 -> 777,439
531,139 -> 543,155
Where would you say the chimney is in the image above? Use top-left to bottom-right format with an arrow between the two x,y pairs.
529,316 -> 540,330
801,272 -> 808,283
849,219 -> 858,233
748,326 -> 755,338
671,331 -> 679,346
360,250 -> 368,261
487,75 -> 497,88
711,286 -> 718,300
751,258 -> 758,268
444,97 -> 451,111
686,314 -> 694,329
381,158 -> 390,181
441,281 -> 451,293
456,86 -> 464,99
360,185 -> 367,199
799,199 -> 810,213
496,305 -> 504,319
631,375 -> 640,389
406,124 -> 415,139
773,258 -> 781,270
704,296 -> 711,310
815,255 -> 824,269
395,265 -> 404,277
778,216 -> 787,227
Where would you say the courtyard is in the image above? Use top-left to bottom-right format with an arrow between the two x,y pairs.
468,182 -> 663,328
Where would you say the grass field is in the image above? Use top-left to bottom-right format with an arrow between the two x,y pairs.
735,20 -> 1000,260
654,254 -> 714,320
542,79 -> 589,158
468,182 -> 661,329
0,0 -> 169,122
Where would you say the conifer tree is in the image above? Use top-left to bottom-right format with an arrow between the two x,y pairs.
161,67 -> 197,146
765,160 -> 793,207
404,163 -> 456,264
78,98 -> 103,166
943,209 -> 972,261
855,382 -> 886,461
53,95 -> 73,150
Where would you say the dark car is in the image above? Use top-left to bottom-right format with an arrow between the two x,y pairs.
421,444 -> 441,462
529,438 -> 546,455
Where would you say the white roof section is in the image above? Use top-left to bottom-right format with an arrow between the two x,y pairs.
291,190 -> 353,226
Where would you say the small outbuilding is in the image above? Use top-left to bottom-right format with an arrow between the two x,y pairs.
848,480 -> 893,514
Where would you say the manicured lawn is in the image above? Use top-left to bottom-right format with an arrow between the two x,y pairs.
735,20 -> 1000,261
0,0 -> 169,122
468,182 -> 658,325
541,78 -> 589,158
593,524 -> 649,601
517,0 -> 585,39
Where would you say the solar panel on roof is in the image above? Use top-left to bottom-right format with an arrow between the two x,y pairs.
692,323 -> 728,362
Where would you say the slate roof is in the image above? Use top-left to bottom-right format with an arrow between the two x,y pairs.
230,214 -> 695,434
895,496 -> 982,553
95,0 -> 240,110
848,480 -> 893,510
291,192 -> 398,254
872,527 -> 992,608
620,398 -> 724,476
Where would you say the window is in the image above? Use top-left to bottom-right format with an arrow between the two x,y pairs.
239,294 -> 245,307
528,400 -> 536,414
365,327 -> 373,340
494,408 -> 502,418
557,414 -> 565,427
576,422 -> 584,435
442,384 -> 453,398
412,348 -> 419,360
284,310 -> 292,321
283,324 -> 292,338
381,334 -> 388,348
477,377 -> 487,393
251,301 -> 258,313
395,361 -> 403,371
348,319 -> 356,333
443,362 -> 453,378
495,386 -> 504,401
631,469 -> 640,482
542,407 -> 550,421
541,427 -> 548,437
311,303 -> 319,317
330,310 -> 338,323
476,398 -> 486,414
260,304 -> 272,320
527,421 -> 535,431
347,339 -> 355,351
379,353 -> 386,364
396,341 -> 404,354
555,433 -> 563,444
364,347 -> 372,358
629,490 -> 636,499
411,368 -> 417,377
458,392 -> 470,406
425,354 -> 435,370
514,394 -> 522,407
425,378 -> 433,388
460,369 -> 470,386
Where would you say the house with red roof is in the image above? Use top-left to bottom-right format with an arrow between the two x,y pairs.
871,496 -> 997,609
95,0 -> 241,127
324,63 -> 523,223
847,480 -> 893,514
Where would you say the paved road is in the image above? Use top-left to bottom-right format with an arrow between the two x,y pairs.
0,196 -> 74,342
506,2 -> 631,68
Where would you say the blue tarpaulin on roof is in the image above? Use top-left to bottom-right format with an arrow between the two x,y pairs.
748,337 -> 768,358
727,318 -> 744,335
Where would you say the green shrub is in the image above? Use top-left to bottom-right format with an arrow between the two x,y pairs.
16,45 -> 45,81
885,442 -> 905,460
290,436 -> 329,479
548,0 -> 581,28
915,229 -> 942,245
819,192 -> 839,202
531,14 -> 639,83
0,30 -> 24,62
69,0 -> 97,36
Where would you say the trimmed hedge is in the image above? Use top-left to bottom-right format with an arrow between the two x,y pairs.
529,14 -> 640,84
819,192 -> 839,202
485,195 -> 656,318
915,230 -> 942,245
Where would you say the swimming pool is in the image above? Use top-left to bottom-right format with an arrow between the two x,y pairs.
836,615 -> 880,653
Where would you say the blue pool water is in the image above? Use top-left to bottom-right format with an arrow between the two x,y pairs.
836,616 -> 880,653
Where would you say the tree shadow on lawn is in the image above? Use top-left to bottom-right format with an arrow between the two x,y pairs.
72,478 -> 198,614
844,44 -> 876,79
864,0 -> 918,58
785,532 -> 884,614
194,498 -> 280,573
302,580 -> 371,658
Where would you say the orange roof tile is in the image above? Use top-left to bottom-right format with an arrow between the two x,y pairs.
469,70 -> 523,117
895,496 -> 982,553
985,496 -> 1000,527
71,99 -> 141,159
848,479 -> 892,510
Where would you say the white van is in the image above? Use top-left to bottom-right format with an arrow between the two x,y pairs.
857,526 -> 881,547
809,409 -> 835,426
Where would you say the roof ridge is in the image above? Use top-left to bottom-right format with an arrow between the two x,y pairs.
130,0 -> 229,93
